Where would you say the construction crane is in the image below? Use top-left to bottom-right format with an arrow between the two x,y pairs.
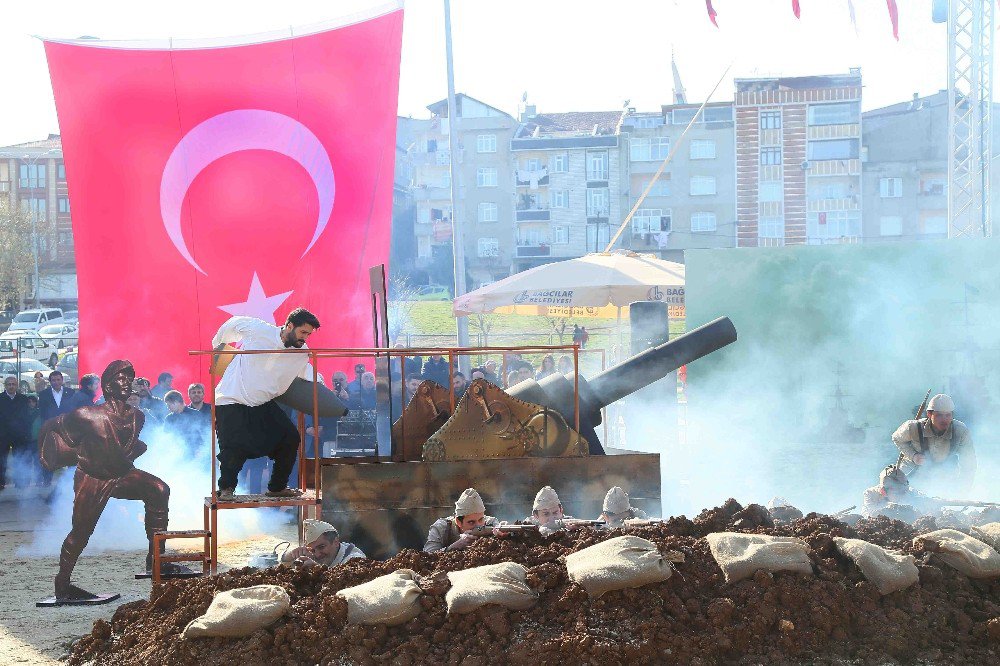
934,0 -> 994,238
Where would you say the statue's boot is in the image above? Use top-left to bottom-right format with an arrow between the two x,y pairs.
54,575 -> 99,601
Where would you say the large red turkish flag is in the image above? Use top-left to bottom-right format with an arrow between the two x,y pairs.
44,6 -> 403,387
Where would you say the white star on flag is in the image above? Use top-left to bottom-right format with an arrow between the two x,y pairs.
218,272 -> 293,323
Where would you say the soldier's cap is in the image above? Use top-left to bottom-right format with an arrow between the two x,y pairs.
533,485 -> 561,512
603,486 -> 632,514
767,496 -> 793,510
880,465 -> 909,489
454,488 -> 486,516
303,519 -> 338,545
927,393 -> 954,413
101,360 -> 135,385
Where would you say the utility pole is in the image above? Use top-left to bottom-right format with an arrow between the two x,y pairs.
444,0 -> 471,356
26,155 -> 42,308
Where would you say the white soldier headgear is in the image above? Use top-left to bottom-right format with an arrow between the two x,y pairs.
454,488 -> 486,516
303,519 -> 338,545
603,486 -> 632,514
533,485 -> 561,511
927,393 -> 954,413
767,496 -> 793,510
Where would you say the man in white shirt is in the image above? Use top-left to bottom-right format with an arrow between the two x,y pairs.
212,307 -> 321,499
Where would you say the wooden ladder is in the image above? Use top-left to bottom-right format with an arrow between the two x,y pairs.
151,529 -> 211,584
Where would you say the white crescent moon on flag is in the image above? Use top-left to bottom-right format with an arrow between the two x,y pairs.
160,109 -> 335,275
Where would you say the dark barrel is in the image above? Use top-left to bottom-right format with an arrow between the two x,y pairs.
587,316 -> 737,410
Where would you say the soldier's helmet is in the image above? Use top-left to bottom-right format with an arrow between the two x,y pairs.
927,393 -> 955,413
879,465 -> 909,492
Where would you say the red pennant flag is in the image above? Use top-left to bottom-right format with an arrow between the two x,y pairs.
792,0 -> 801,19
44,6 -> 404,386
886,0 -> 899,40
706,0 -> 719,27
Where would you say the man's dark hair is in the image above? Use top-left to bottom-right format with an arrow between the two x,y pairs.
453,371 -> 466,380
81,374 -> 99,390
48,370 -> 63,380
157,372 -> 173,383
163,390 -> 184,405
286,307 -> 320,329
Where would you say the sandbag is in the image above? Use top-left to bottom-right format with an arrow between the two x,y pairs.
565,536 -> 674,598
336,569 -> 422,626
277,377 -> 349,417
445,562 -> 537,614
833,537 -> 918,595
915,529 -> 1000,579
970,523 -> 1000,552
706,532 -> 813,584
182,585 -> 289,638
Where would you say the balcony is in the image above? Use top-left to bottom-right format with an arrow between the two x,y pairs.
807,196 -> 860,213
515,243 -> 552,258
760,129 -> 781,147
515,167 -> 549,188
515,205 -> 550,222
806,159 -> 861,176
411,150 -> 454,166
807,124 -> 860,140
412,185 -> 452,201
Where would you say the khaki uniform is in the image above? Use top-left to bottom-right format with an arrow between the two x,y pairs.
892,418 -> 976,488
861,485 -> 939,522
524,514 -> 578,536
281,540 -> 365,566
423,515 -> 499,552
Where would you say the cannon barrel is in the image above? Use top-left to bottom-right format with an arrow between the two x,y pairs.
508,316 -> 736,452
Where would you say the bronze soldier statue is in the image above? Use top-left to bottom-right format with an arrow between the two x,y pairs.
39,359 -> 177,601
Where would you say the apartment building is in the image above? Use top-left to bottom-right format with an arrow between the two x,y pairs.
0,134 -> 77,306
619,102 -> 736,262
509,107 -> 626,272
735,71 -> 863,247
410,94 -> 517,290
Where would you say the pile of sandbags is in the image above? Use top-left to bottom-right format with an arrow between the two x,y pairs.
337,569 -> 423,626
914,529 -> 1000,579
833,537 -> 918,595
445,562 -> 538,614
182,585 -> 290,638
970,522 -> 1000,552
565,536 -> 676,597
706,532 -> 813,583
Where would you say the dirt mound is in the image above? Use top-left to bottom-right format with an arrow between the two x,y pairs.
70,500 -> 999,666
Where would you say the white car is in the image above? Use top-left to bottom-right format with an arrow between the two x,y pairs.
0,357 -> 75,392
38,323 -> 79,348
63,310 -> 79,326
7,308 -> 65,333
0,331 -> 60,367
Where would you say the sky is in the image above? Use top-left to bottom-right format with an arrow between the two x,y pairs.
0,0 -> 965,148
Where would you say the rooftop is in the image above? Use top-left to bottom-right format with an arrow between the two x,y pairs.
735,73 -> 862,93
0,134 -> 63,154
514,110 -> 625,139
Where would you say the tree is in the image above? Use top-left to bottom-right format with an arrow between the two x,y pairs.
468,312 -> 499,347
386,274 -> 421,346
0,199 -> 35,309
539,313 -> 570,345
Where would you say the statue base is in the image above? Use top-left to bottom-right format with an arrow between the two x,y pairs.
36,593 -> 121,608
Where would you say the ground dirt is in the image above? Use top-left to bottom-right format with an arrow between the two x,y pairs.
62,499 -> 1000,666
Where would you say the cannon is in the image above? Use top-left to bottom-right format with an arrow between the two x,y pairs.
395,316 -> 737,461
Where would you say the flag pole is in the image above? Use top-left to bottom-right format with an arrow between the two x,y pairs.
444,0 -> 471,362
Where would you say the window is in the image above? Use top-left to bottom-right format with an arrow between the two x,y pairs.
58,197 -> 70,213
880,216 -> 903,236
524,157 -> 542,171
18,163 -> 46,188
760,110 -> 782,130
477,237 -> 499,257
807,211 -> 861,241
759,181 -> 782,202
640,178 -> 671,197
760,147 -> 782,165
426,139 -> 437,153
632,209 -> 670,234
759,216 -> 784,239
812,182 -> 851,199
690,140 -> 716,160
551,153 -> 568,172
923,217 -> 948,235
21,198 -> 46,216
586,188 -> 609,217
586,151 -> 609,180
808,139 -> 859,160
57,164 -> 66,181
689,176 -> 716,196
920,177 -> 946,196
691,212 -> 717,232
478,202 -> 498,223
551,190 -> 569,208
417,207 -> 431,225
631,116 -> 664,129
552,225 -> 569,244
417,236 -> 432,258
476,134 -> 497,153
476,167 -> 497,187
519,228 -> 547,246
587,223 -> 610,251
630,137 -> 670,162
880,177 -> 903,198
672,106 -> 732,125
808,102 -> 860,126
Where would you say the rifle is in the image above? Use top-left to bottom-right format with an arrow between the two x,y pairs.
562,519 -> 607,528
931,499 -> 999,508
468,523 -> 539,536
894,389 -> 932,471
832,505 -> 856,517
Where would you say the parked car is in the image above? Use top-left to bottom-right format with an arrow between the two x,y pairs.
414,285 -> 451,301
63,310 -> 79,326
0,310 -> 14,334
55,350 -> 79,383
0,331 -> 60,367
0,357 -> 76,392
7,308 -> 65,333
38,323 -> 79,348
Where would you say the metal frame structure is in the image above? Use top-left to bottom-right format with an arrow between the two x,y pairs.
946,0 -> 994,238
191,342 -> 588,574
